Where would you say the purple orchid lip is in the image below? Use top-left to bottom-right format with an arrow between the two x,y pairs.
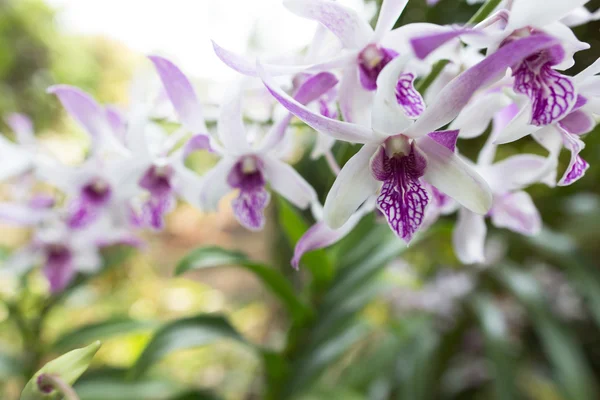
139,165 -> 174,197
43,243 -> 75,293
81,178 -> 112,205
358,44 -> 398,91
227,156 -> 270,231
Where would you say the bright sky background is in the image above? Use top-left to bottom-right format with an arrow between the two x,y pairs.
46,0 -> 368,83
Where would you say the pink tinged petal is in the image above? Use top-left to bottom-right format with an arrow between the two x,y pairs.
232,187 -> 271,231
558,109 -> 595,135
283,0 -> 373,49
494,103 -> 539,145
43,245 -> 76,293
5,113 -> 35,145
490,191 -> 541,235
105,106 -> 127,140
260,72 -> 339,151
450,92 -> 512,139
262,156 -> 316,209
183,134 -> 213,158
339,64 -> 374,125
258,63 -> 374,143
513,54 -> 576,126
0,203 -> 46,225
417,135 -> 492,214
410,28 -> 477,60
373,0 -> 408,42
507,0 -> 589,31
211,40 -> 356,78
395,73 -> 425,118
452,208 -> 487,264
558,130 -> 589,186
324,144 -> 380,228
148,56 -> 208,133
292,211 -> 363,269
486,154 -> 552,192
406,34 -> 559,138
47,85 -> 112,139
372,55 -> 414,136
373,145 -> 429,243
427,130 -> 459,152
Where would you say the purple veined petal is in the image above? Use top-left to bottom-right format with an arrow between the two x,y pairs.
417,135 -> 492,214
5,113 -> 35,146
427,130 -> 459,152
283,0 -> 373,49
374,143 -> 429,243
558,109 -> 595,135
450,92 -> 512,139
410,28 -> 478,60
371,55 -> 415,136
199,158 -> 237,211
258,63 -> 375,144
217,84 -> 252,154
324,144 -> 380,228
261,156 -> 317,209
338,64 -> 374,125
452,208 -> 487,264
183,134 -> 213,158
292,199 -> 373,269
0,203 -> 47,226
405,34 -> 559,138
47,85 -> 113,139
148,55 -> 208,134
259,72 -> 339,152
395,73 -> 425,118
487,154 -> 552,192
507,0 -> 589,31
232,186 -> 270,231
558,129 -> 589,186
373,0 -> 408,42
490,191 -> 541,235
212,40 -> 356,78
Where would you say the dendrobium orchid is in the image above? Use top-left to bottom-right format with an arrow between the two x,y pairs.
261,34 -> 557,242
150,56 -> 331,231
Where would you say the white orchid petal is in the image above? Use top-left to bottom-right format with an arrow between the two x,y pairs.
453,208 -> 487,264
507,0 -> 589,31
217,84 -> 251,154
491,191 -> 541,235
262,156 -> 317,209
200,158 -> 236,211
324,144 -> 380,228
373,0 -> 408,42
451,92 -> 512,139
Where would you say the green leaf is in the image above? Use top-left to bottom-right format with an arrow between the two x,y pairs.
21,341 -> 101,400
75,368 -> 223,400
175,246 -> 312,322
467,0 -> 503,24
276,196 -> 333,285
496,265 -> 597,400
0,352 -> 22,379
131,315 -> 247,378
53,318 -> 158,352
471,295 -> 519,400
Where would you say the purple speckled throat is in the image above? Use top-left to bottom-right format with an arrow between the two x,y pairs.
506,32 -> 575,126
68,177 -> 112,228
358,44 -> 399,91
43,244 -> 75,293
137,165 -> 175,230
371,139 -> 429,242
228,156 -> 270,231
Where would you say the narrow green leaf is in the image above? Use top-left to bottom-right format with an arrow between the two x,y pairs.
471,295 -> 520,400
53,318 -> 158,352
21,341 -> 101,400
415,59 -> 450,95
131,315 -> 247,378
496,265 -> 597,400
276,196 -> 334,285
467,0 -> 503,24
175,246 -> 312,322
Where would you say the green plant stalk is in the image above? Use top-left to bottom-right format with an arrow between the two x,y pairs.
467,0 -> 503,25
415,60 -> 450,95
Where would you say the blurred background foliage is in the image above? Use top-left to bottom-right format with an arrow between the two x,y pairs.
2,0 -> 600,399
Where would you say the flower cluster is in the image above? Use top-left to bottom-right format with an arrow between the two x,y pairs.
1,0 -> 599,291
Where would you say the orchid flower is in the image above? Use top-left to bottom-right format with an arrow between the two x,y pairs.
412,0 -> 590,127
495,57 -> 600,186
452,104 -> 550,264
150,57 -> 333,231
261,34 -> 557,242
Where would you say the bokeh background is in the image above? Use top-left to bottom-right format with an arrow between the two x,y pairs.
2,0 -> 600,399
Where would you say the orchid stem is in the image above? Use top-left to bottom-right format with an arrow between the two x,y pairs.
38,374 -> 80,400
416,59 -> 449,95
467,0 -> 503,25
